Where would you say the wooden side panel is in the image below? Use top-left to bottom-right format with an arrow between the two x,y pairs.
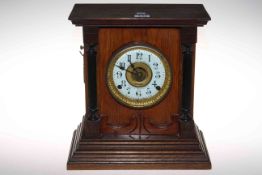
97,28 -> 182,135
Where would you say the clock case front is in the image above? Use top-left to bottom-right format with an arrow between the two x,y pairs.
67,4 -> 211,169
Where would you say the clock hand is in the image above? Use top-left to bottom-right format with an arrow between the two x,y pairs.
115,65 -> 135,74
128,60 -> 138,73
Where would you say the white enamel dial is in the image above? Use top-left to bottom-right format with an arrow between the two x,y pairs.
107,45 -> 171,108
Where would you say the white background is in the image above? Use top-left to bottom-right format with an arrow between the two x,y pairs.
1,0 -> 262,175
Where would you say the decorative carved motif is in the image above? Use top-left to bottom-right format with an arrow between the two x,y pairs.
101,114 -> 138,134
143,114 -> 180,135
101,113 -> 180,136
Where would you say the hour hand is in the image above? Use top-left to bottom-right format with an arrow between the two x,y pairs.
115,65 -> 134,74
115,64 -> 125,70
128,60 -> 137,73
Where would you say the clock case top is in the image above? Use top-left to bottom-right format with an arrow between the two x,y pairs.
67,4 -> 211,170
69,4 -> 210,27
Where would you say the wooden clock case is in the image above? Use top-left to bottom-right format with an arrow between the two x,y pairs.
67,4 -> 211,169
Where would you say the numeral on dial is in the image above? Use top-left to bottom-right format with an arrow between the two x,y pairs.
116,71 -> 122,78
119,62 -> 125,69
126,87 -> 131,94
121,80 -> 126,87
136,52 -> 143,60
153,62 -> 158,70
152,80 -> 157,87
117,80 -> 126,89
155,71 -> 161,78
127,55 -> 131,62
146,87 -> 151,95
136,90 -> 142,96
152,81 -> 161,90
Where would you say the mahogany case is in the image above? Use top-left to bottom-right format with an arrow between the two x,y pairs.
67,4 -> 211,170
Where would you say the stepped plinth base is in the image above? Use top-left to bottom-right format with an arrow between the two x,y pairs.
67,120 -> 211,170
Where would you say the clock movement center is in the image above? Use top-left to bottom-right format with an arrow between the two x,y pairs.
126,62 -> 152,87
133,67 -> 147,82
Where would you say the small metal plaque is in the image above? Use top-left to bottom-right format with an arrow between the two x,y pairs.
134,12 -> 151,18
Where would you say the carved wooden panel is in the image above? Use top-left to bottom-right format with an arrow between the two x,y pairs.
97,28 -> 182,135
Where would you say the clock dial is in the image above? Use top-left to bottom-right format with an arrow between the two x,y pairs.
107,44 -> 172,108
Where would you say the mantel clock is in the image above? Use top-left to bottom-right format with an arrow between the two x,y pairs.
67,4 -> 211,169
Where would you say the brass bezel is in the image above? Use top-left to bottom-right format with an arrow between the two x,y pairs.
107,44 -> 172,109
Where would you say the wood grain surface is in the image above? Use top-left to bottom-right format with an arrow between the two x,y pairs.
97,28 -> 182,135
